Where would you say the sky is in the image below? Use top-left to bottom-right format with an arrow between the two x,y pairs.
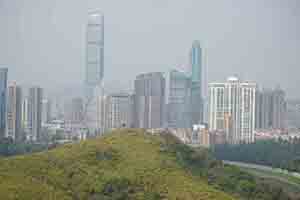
0,0 -> 299,98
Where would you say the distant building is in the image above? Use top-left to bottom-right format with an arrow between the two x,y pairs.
42,99 -> 52,125
134,72 -> 165,128
85,11 -> 104,96
167,69 -> 191,128
6,82 -> 22,141
286,99 -> 300,128
84,11 -> 105,136
255,87 -> 287,130
21,98 -> 29,134
28,87 -> 43,141
271,87 -> 287,129
0,68 -> 8,139
103,93 -> 133,130
190,41 -> 204,125
192,124 -> 210,148
208,77 -> 257,144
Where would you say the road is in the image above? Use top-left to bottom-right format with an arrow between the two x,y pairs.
223,160 -> 300,190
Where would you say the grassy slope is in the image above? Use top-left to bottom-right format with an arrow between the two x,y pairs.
0,129 -> 235,200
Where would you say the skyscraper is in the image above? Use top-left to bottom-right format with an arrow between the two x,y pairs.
190,41 -> 203,125
21,98 -> 29,134
208,77 -> 257,144
84,11 -> 105,136
167,69 -> 191,128
271,87 -> 286,129
134,72 -> 165,129
0,68 -> 7,139
255,87 -> 287,130
28,87 -> 43,141
6,82 -> 22,141
255,89 -> 272,129
85,11 -> 104,98
42,99 -> 52,125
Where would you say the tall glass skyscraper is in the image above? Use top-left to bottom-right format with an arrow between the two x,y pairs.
86,11 -> 104,97
190,41 -> 203,125
0,68 -> 8,139
84,11 -> 105,136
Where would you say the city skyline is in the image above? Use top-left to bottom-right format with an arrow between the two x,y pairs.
1,0 -> 300,99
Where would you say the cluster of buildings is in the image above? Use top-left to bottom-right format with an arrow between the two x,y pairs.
0,68 -> 51,142
0,11 -> 294,146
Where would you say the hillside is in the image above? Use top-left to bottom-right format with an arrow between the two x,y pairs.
0,129 -> 235,200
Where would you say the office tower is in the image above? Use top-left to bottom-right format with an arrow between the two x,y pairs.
85,11 -> 104,97
42,99 -> 51,124
255,89 -> 272,129
0,68 -> 8,139
103,93 -> 133,131
271,87 -> 286,129
28,87 -> 43,141
84,11 -> 105,135
208,77 -> 257,144
134,72 -> 165,129
6,82 -> 22,141
167,69 -> 191,128
190,41 -> 203,125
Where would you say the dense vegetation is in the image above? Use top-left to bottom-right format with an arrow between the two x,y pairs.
0,129 -> 298,199
0,137 -> 49,157
0,129 -> 234,200
213,139 -> 300,172
161,133 -> 300,200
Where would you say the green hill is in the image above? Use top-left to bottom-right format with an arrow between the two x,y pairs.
0,129 -> 234,200
0,129 -> 297,200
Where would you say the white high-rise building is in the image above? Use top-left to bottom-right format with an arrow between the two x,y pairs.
208,77 -> 256,144
6,82 -> 22,141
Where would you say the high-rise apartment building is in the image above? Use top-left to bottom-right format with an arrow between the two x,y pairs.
208,77 -> 257,144
0,68 -> 8,139
190,41 -> 203,125
167,69 -> 191,128
255,87 -> 286,130
103,93 -> 133,131
6,82 -> 22,141
134,72 -> 165,129
28,87 -> 43,141
271,87 -> 286,129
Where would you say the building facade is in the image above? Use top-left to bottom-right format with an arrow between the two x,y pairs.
190,41 -> 203,125
42,99 -> 52,125
0,68 -> 8,139
103,93 -> 133,130
255,87 -> 287,130
28,87 -> 43,141
6,82 -> 22,141
208,77 -> 257,144
134,72 -> 165,129
167,69 -> 191,128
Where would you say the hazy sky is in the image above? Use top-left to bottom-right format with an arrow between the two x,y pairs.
0,0 -> 299,98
